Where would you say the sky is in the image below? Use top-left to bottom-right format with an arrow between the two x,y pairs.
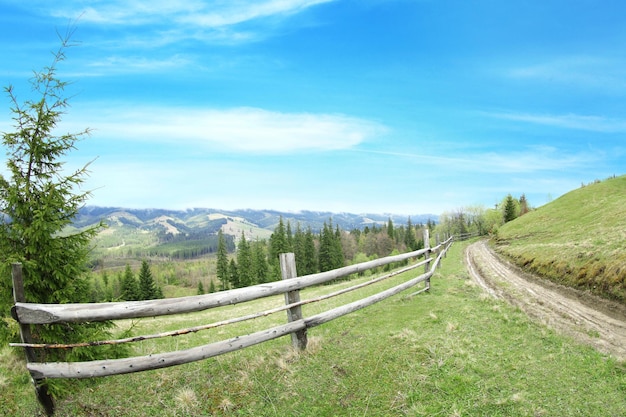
0,0 -> 624,215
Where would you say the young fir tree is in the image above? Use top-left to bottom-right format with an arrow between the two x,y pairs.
228,258 -> 238,289
197,281 -> 205,295
404,217 -> 418,251
319,220 -> 344,272
503,194 -> 518,223
121,264 -> 139,301
236,232 -> 254,287
138,260 -> 159,300
302,226 -> 318,275
0,32 -> 111,351
268,216 -> 289,279
216,229 -> 229,291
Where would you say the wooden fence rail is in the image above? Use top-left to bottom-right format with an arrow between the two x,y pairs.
11,231 -> 454,416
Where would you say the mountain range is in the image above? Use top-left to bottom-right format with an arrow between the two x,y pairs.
78,206 -> 438,239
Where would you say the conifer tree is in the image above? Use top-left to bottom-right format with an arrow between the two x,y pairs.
286,220 -> 294,252
269,216 -> 289,260
333,225 -> 345,268
138,260 -> 159,300
302,226 -> 318,275
237,232 -> 254,287
197,281 -> 205,295
121,264 -> 139,301
0,30 -> 107,348
503,194 -> 518,223
268,216 -> 289,279
216,230 -> 229,291
228,258 -> 238,289
319,220 -> 344,272
404,217 -> 418,250
252,240 -> 270,283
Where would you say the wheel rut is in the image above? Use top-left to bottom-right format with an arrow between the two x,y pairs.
465,240 -> 626,360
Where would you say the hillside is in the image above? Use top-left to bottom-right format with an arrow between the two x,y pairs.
493,175 -> 626,302
77,206 -> 438,261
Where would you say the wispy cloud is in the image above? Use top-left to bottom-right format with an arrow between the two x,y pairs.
31,0 -> 334,44
355,144 -> 593,174
484,111 -> 626,133
68,105 -> 386,153
504,55 -> 626,91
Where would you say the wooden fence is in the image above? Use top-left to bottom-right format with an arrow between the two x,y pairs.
10,230 -> 453,416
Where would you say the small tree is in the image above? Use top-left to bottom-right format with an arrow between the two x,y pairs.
138,260 -> 159,300
0,30 -> 110,349
236,233 -> 254,287
216,229 -> 229,291
121,264 -> 139,301
503,194 -> 518,223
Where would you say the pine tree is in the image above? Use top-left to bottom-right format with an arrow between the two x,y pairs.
228,259 -> 238,289
252,240 -> 270,283
503,194 -> 518,223
302,226 -> 318,275
269,216 -> 289,260
197,281 -> 205,295
208,279 -> 216,293
121,264 -> 139,301
286,220 -> 294,253
333,225 -> 345,269
268,216 -> 289,279
237,232 -> 254,287
138,260 -> 158,300
0,31 -> 107,348
318,221 -> 333,272
216,230 -> 229,291
404,217 -> 418,250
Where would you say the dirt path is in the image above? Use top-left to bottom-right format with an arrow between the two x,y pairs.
465,240 -> 626,360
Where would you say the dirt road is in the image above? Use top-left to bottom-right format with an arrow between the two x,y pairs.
465,240 -> 626,360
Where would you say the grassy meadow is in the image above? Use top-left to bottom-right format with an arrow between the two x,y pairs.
494,175 -> 626,302
2,240 -> 626,416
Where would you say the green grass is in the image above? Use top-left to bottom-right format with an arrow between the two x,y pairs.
494,175 -> 626,302
3,241 -> 626,416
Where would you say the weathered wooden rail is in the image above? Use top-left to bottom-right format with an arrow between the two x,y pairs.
10,230 -> 453,415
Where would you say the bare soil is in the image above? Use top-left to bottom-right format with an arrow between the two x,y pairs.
465,240 -> 626,360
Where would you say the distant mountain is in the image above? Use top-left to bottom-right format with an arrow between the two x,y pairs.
77,206 -> 438,260
78,206 -> 438,236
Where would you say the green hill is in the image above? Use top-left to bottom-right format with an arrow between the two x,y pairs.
494,175 -> 626,302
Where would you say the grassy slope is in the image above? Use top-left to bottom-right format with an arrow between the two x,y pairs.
494,175 -> 626,302
3,241 -> 626,416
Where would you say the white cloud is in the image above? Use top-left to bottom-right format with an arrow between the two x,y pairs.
504,55 -> 626,92
355,144 -> 592,174
68,105 -> 386,153
43,0 -> 333,28
178,0 -> 334,28
484,111 -> 626,133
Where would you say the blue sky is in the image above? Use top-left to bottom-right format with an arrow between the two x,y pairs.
0,0 -> 624,215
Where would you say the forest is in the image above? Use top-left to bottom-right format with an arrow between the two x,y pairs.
88,193 -> 528,303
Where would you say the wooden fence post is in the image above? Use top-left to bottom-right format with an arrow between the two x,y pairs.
435,234 -> 442,269
279,253 -> 308,350
423,229 -> 431,290
11,263 -> 55,416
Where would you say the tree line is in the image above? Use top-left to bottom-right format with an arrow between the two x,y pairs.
210,216 -> 433,291
435,194 -> 532,238
91,260 -> 164,302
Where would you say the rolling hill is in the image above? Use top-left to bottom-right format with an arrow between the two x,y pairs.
77,206 -> 438,261
493,175 -> 626,302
